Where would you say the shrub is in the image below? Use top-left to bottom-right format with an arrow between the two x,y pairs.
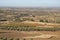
16,38 -> 19,40
10,38 -> 14,40
40,19 -> 44,22
30,38 -> 33,40
23,38 -> 26,40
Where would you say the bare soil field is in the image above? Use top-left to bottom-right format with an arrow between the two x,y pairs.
0,30 -> 60,40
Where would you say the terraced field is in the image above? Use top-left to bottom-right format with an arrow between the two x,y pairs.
0,22 -> 60,40
0,21 -> 60,27
0,30 -> 60,40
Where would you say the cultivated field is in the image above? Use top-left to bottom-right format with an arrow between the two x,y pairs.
0,8 -> 60,40
0,30 -> 60,40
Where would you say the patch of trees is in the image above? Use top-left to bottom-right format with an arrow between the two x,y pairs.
40,19 -> 48,23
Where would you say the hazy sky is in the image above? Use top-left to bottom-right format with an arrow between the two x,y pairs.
0,0 -> 60,7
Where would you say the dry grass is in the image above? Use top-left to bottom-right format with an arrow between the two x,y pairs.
0,21 -> 60,27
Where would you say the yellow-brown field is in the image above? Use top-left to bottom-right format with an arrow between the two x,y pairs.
0,30 -> 60,40
0,22 -> 60,27
0,22 -> 60,40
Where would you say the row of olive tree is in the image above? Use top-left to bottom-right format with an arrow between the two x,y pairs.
0,37 -> 33,40
0,26 -> 60,31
